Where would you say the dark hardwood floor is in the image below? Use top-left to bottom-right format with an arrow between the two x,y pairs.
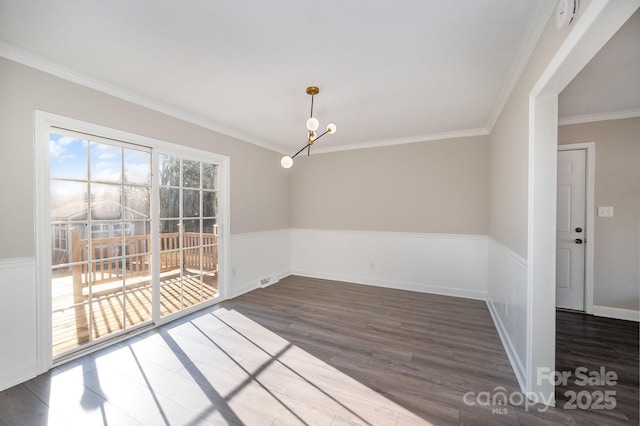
0,276 -> 637,425
553,310 -> 639,425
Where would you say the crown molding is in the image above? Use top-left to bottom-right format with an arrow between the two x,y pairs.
485,0 -> 555,132
1,11 -> 559,158
311,127 -> 489,154
0,41 -> 284,154
2,41 -> 487,156
559,108 -> 640,126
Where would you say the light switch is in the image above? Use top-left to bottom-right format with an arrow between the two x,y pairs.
598,206 -> 614,217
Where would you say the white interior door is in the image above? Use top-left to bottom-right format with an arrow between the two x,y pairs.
556,149 -> 586,311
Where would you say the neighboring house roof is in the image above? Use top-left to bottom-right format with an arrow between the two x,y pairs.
51,199 -> 148,221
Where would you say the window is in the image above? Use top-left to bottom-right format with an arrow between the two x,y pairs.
52,224 -> 67,251
112,222 -> 132,236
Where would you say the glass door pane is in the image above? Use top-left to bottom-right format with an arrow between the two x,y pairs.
159,155 -> 219,318
50,132 -> 152,358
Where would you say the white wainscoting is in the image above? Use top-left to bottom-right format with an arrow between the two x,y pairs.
486,238 -> 528,392
0,257 -> 38,392
291,229 -> 488,300
229,229 -> 292,298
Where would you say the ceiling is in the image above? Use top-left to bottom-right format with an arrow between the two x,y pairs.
0,1 -> 637,154
559,7 -> 640,124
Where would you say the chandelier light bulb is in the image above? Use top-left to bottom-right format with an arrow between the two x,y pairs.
327,123 -> 337,134
280,155 -> 294,169
309,131 -> 317,140
306,117 -> 319,131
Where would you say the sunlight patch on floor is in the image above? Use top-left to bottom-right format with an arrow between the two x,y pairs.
39,306 -> 432,425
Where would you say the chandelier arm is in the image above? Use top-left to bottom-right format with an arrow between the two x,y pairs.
290,126 -> 333,160
290,143 -> 311,160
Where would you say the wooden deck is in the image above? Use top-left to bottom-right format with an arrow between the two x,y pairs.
52,230 -> 219,356
52,273 -> 218,356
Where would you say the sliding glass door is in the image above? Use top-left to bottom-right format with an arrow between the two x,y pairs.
50,132 -> 153,356
47,128 -> 222,360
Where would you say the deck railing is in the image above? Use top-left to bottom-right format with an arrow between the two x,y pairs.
71,229 -> 218,301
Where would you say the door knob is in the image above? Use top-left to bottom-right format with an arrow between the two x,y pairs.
575,227 -> 583,233
575,239 -> 583,244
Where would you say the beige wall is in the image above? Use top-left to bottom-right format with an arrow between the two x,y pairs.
489,2 -> 593,258
290,135 -> 489,234
0,57 -> 290,259
559,117 -> 640,310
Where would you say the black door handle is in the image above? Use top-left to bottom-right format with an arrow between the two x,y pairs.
575,239 -> 583,244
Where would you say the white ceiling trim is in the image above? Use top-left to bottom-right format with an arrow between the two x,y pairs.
485,0 -> 556,132
0,41 -> 283,153
2,40 -> 490,155
559,107 -> 640,126
311,127 -> 490,155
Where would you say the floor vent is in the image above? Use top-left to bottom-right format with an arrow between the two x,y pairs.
259,276 -> 280,288
259,277 -> 272,287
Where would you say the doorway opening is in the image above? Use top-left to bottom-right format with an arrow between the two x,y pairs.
527,0 -> 637,403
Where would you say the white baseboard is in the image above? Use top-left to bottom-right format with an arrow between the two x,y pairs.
230,269 -> 290,299
291,229 -> 488,301
0,365 -> 37,394
592,305 -> 640,322
293,269 -> 486,300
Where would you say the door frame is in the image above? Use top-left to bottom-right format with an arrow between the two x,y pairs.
34,110 -> 230,373
527,0 -> 638,404
557,142 -> 595,314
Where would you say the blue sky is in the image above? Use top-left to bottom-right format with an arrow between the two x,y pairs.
49,133 -> 88,180
50,133 -> 150,185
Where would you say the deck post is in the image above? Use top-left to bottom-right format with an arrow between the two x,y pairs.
71,229 -> 84,304
71,228 -> 89,344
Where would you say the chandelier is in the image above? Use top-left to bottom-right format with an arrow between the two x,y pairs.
280,86 -> 337,168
